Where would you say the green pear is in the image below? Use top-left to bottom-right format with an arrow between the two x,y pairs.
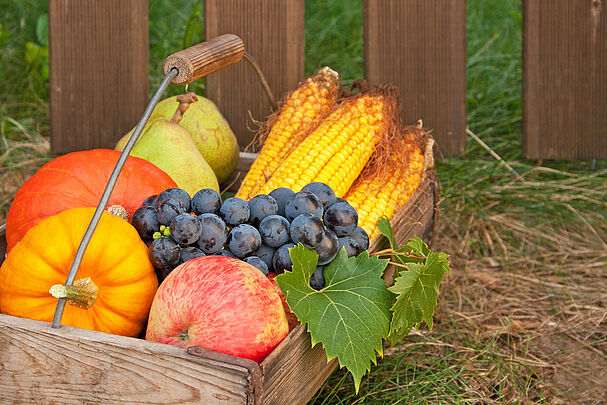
122,94 -> 220,196
116,93 -> 239,184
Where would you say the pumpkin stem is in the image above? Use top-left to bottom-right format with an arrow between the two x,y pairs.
49,277 -> 99,309
171,92 -> 198,124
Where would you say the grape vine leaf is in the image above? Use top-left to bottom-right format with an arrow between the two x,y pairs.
275,244 -> 393,393
377,217 -> 451,343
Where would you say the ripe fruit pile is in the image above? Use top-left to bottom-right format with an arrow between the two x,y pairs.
130,184 -> 369,289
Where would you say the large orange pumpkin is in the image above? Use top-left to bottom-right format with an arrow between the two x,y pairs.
6,149 -> 177,252
0,207 -> 159,337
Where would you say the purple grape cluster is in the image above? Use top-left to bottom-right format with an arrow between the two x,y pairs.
130,183 -> 369,288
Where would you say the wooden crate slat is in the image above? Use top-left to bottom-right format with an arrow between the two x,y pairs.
49,0 -> 149,154
204,0 -> 305,151
363,0 -> 467,156
0,314 -> 255,404
523,0 -> 607,159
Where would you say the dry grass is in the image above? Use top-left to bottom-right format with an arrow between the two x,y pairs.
311,158 -> 607,404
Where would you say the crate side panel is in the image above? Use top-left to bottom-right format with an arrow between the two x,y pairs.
523,0 -> 607,159
49,0 -> 149,153
205,0 -> 305,151
260,325 -> 338,405
0,314 -> 251,404
364,0 -> 467,156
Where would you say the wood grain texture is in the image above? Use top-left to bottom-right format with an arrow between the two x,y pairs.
49,0 -> 149,153
0,314 -> 256,404
204,0 -> 305,150
364,0 -> 467,157
164,34 -> 245,85
523,0 -> 607,159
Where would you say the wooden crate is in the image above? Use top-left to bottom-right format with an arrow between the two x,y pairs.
0,140 -> 438,404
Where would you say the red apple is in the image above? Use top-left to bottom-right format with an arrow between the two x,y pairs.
268,272 -> 300,332
145,256 -> 289,363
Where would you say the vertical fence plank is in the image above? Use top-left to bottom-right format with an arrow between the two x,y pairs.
204,0 -> 305,150
48,0 -> 149,154
364,0 -> 467,156
523,0 -> 607,159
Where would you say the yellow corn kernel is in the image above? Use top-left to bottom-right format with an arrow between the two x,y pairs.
235,67 -> 340,199
258,94 -> 389,197
345,142 -> 425,242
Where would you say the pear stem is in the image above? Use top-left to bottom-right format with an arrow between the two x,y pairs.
171,92 -> 199,124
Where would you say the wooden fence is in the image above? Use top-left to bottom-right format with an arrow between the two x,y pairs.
49,0 -> 606,160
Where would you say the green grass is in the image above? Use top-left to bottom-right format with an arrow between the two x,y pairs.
1,0 -> 606,403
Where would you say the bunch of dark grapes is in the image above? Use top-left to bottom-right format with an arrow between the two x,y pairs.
130,183 -> 369,289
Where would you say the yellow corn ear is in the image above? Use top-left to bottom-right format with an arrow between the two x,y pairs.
258,94 -> 388,197
345,141 -> 425,242
235,67 -> 340,200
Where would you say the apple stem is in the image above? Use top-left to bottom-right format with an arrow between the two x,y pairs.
171,92 -> 199,124
49,277 -> 99,309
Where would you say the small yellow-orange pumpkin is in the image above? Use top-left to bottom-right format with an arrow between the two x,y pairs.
0,207 -> 158,337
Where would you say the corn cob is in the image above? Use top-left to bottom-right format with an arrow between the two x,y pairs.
258,91 -> 392,197
235,67 -> 340,200
345,132 -> 425,242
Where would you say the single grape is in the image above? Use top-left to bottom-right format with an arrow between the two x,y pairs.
348,226 -> 369,252
273,242 -> 296,274
191,188 -> 222,215
327,197 -> 348,208
337,236 -> 362,257
248,194 -> 279,226
148,237 -> 180,269
179,246 -> 205,264
301,182 -> 336,209
227,224 -> 262,258
323,202 -> 358,236
170,213 -> 202,245
155,267 -> 174,284
310,266 -> 326,290
157,188 -> 191,211
244,256 -> 269,276
131,206 -> 159,239
220,197 -> 250,227
156,198 -> 187,226
315,227 -> 339,265
290,213 -> 324,249
284,191 -> 323,221
268,187 -> 295,217
141,194 -> 159,208
196,213 -> 228,254
255,244 -> 276,271
216,249 -> 237,258
258,215 -> 291,248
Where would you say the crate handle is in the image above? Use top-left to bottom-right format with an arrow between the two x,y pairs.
51,35 -> 246,329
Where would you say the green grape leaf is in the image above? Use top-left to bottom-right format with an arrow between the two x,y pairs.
388,250 -> 450,343
376,216 -> 398,249
275,244 -> 393,393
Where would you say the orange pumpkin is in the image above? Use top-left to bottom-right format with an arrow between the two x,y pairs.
5,149 -> 177,252
0,207 -> 158,337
